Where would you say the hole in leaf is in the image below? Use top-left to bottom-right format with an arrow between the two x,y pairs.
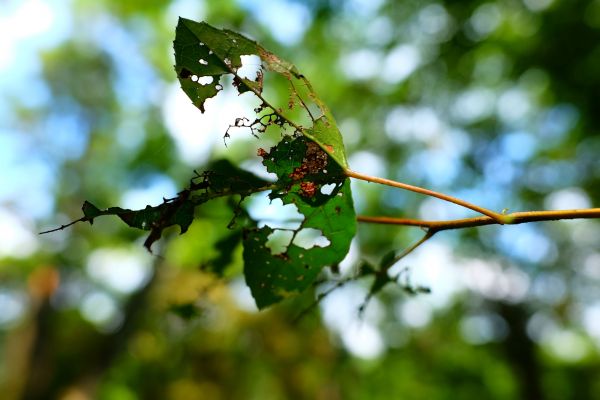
246,193 -> 303,230
215,84 -> 223,90
197,76 -> 214,85
191,75 -> 198,82
292,228 -> 330,250
321,183 -> 336,195
199,58 -> 208,65
266,230 -> 294,255
238,55 -> 262,80
308,103 -> 322,118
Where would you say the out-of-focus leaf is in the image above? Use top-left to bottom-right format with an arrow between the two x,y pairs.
169,302 -> 201,320
204,230 -> 242,276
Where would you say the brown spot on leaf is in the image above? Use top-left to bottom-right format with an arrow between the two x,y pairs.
289,141 -> 329,180
299,181 -> 317,198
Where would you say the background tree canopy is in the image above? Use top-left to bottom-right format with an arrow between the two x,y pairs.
2,0 -> 600,399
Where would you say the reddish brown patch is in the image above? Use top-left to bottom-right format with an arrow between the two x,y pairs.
300,181 -> 317,198
257,148 -> 267,157
288,141 -> 329,181
325,144 -> 334,153
289,169 -> 306,181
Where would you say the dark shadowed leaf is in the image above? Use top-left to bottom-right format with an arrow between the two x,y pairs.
73,160 -> 269,251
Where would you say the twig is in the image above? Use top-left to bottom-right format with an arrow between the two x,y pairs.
382,229 -> 436,270
39,218 -> 87,234
292,277 -> 354,324
357,208 -> 600,231
346,169 -> 507,223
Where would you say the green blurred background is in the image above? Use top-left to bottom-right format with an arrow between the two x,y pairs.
2,0 -> 600,398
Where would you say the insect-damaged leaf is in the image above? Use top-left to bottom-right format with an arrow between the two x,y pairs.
174,18 -> 349,169
81,199 -> 198,251
204,230 -> 243,277
72,160 -> 269,251
243,136 -> 356,309
303,115 -> 348,169
174,18 -> 293,112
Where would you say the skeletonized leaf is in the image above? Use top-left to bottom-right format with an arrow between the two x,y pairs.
174,18 -> 349,169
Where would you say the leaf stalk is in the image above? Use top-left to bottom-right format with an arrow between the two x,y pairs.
345,169 -> 508,223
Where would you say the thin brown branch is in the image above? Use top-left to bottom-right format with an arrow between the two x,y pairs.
383,230 -> 436,270
357,208 -> 600,232
228,68 -> 304,132
39,218 -> 87,234
346,169 -> 507,224
292,277 -> 353,324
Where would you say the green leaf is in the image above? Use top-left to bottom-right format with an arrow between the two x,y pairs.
174,18 -> 349,169
82,200 -> 102,221
174,18 -> 264,112
81,199 -> 198,252
304,116 -> 348,169
205,159 -> 270,194
204,230 -> 242,276
243,136 -> 356,308
73,160 -> 269,251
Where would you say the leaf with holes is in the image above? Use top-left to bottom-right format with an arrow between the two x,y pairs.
80,199 -> 198,252
243,136 -> 356,308
175,18 -> 289,111
303,115 -> 348,169
204,159 -> 270,195
174,19 -> 349,169
71,160 -> 270,251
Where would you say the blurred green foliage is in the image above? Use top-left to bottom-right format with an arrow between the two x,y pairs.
2,0 -> 600,399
